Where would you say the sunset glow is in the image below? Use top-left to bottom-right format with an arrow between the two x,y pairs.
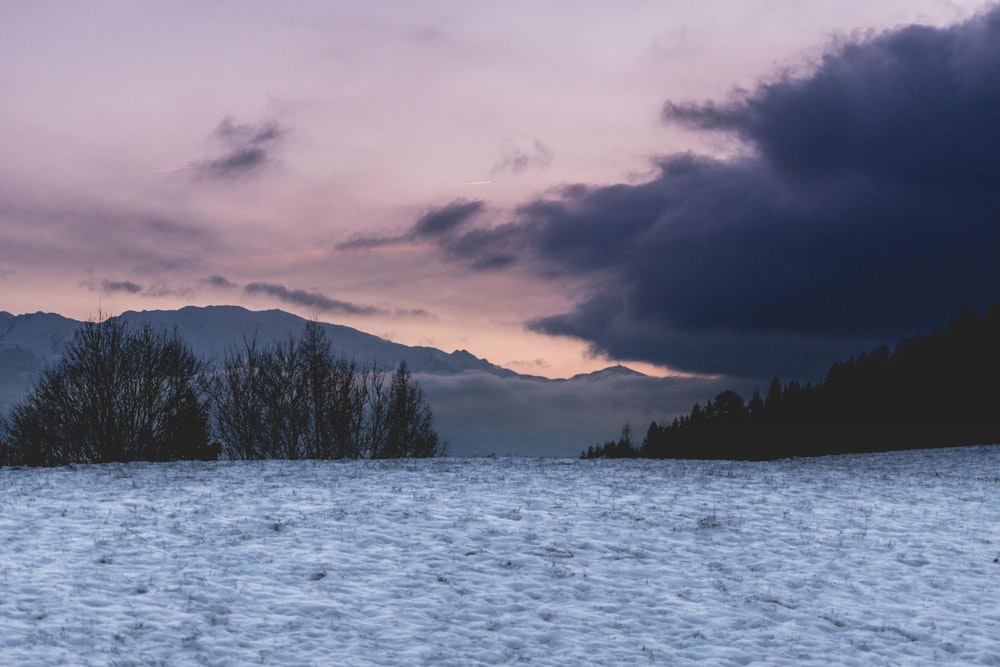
1,1 -> 994,379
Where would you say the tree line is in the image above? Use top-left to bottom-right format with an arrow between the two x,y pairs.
584,304 -> 1000,460
0,317 -> 443,466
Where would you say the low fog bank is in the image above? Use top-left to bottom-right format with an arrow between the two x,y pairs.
420,371 -> 749,457
2,362 -> 743,459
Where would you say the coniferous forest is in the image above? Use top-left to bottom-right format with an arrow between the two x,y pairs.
0,317 -> 443,466
584,304 -> 1000,460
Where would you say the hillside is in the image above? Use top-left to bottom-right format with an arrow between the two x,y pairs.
589,305 -> 1000,460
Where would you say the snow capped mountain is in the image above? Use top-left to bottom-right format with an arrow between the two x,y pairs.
0,310 -> 82,361
0,305 -> 639,381
567,365 -> 647,382
0,305 -> 519,379
0,311 -> 84,409
0,305 -> 677,455
116,305 -> 521,376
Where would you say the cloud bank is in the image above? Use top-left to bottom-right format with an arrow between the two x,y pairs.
409,8 -> 1000,379
419,371 -> 744,457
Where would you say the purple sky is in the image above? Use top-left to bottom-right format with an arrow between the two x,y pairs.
1,1 -> 992,379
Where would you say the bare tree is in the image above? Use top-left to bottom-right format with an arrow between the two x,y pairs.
298,322 -> 365,459
3,315 -> 210,465
361,363 -> 389,458
261,337 -> 308,459
209,325 -> 442,460
213,337 -> 269,460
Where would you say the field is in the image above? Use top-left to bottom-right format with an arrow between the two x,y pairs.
2,447 -> 999,665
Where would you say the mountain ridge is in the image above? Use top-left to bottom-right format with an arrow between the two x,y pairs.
0,305 -> 515,377
1,306 -> 719,457
0,305 -> 643,406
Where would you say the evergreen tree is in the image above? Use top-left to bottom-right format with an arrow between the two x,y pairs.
379,360 -> 443,458
585,304 -> 1000,460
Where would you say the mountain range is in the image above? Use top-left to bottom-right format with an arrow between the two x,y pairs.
0,305 -> 522,384
1,306 -> 707,456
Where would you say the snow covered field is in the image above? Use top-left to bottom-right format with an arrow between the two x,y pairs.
2,447 -> 999,665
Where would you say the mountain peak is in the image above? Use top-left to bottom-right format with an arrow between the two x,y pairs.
569,365 -> 647,381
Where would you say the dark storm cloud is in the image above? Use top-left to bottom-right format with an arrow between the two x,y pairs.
335,199 -> 485,251
663,17 -> 1000,191
404,200 -> 524,270
413,199 -> 485,236
415,8 -> 1000,379
244,282 -> 381,316
193,117 -> 284,180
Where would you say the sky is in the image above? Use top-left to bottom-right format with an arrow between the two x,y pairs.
2,0 -> 998,381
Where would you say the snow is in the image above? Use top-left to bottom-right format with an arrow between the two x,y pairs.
2,447 -> 999,665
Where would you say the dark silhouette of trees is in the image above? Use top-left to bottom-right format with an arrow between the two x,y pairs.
581,423 -> 640,459
213,337 -> 270,461
1,317 -> 444,466
376,360 -> 442,458
211,324 -> 443,460
589,304 -> 1000,460
1,316 -> 212,466
298,321 -> 367,459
